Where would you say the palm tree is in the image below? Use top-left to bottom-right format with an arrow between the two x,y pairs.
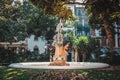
85,0 -> 120,53
72,37 -> 80,62
71,35 -> 93,62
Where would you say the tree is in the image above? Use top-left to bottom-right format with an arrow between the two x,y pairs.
27,11 -> 58,39
0,0 -> 24,42
71,35 -> 93,62
30,0 -> 73,20
85,0 -> 120,52
0,0 -> 58,42
63,15 -> 79,27
18,0 -> 59,40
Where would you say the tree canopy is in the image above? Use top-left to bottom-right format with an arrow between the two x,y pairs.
85,0 -> 120,52
0,0 -> 58,42
0,0 -> 22,42
30,0 -> 73,20
85,0 -> 120,25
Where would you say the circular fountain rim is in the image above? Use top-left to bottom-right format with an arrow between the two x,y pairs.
9,62 -> 109,70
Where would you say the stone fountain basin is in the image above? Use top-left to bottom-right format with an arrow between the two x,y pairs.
9,62 -> 109,70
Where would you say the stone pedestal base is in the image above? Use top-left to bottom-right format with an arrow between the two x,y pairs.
49,56 -> 69,66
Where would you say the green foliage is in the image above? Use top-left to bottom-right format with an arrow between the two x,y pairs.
0,49 -> 17,65
27,52 -> 50,62
72,36 -> 92,48
85,0 -> 120,25
27,12 -> 58,38
1,68 -> 35,80
0,68 -> 120,80
30,0 -> 73,20
20,1 -> 58,40
0,0 -> 58,42
64,15 -> 79,27
85,0 -> 120,51
110,12 -> 120,19
0,48 -> 33,65
0,0 -> 23,42
0,48 -> 49,66
78,36 -> 89,44
0,0 -> 20,21
20,1 -> 60,40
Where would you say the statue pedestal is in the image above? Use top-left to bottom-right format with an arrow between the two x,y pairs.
49,56 -> 69,66
49,45 -> 69,66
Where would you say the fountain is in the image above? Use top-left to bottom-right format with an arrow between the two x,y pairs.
49,19 -> 69,66
9,20 -> 109,70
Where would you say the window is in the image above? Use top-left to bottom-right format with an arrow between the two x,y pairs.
34,36 -> 38,41
34,45 -> 39,54
77,9 -> 81,16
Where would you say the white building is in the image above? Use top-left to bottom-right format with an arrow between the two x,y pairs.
27,35 -> 47,54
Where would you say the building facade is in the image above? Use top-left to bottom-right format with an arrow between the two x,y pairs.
27,35 -> 47,54
67,0 -> 120,48
0,39 -> 28,53
67,0 -> 91,37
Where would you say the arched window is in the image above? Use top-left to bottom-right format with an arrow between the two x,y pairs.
34,45 -> 39,54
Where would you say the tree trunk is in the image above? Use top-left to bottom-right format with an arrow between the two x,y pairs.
103,20 -> 114,52
74,48 -> 79,62
50,55 -> 53,62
